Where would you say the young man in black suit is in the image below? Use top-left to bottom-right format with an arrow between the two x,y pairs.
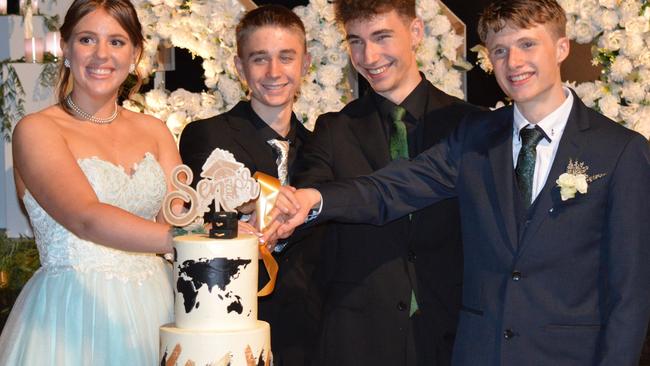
289,1 -> 480,365
178,6 -> 321,366
272,0 -> 650,364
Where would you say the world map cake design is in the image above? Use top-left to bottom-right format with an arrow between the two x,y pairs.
176,254 -> 252,315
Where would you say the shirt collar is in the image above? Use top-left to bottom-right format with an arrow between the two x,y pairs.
373,73 -> 429,122
246,102 -> 298,144
513,87 -> 573,142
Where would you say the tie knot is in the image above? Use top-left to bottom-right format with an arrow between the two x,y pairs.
267,138 -> 290,153
391,106 -> 406,123
519,126 -> 545,148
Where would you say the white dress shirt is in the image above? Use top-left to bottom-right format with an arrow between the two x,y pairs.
512,88 -> 574,202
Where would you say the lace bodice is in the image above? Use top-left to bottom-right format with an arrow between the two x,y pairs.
22,152 -> 167,283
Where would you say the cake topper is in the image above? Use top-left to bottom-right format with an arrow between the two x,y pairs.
162,149 -> 260,238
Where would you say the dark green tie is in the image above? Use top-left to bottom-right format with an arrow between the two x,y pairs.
515,126 -> 545,207
389,106 -> 418,315
390,106 -> 409,160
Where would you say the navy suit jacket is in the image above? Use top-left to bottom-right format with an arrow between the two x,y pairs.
317,92 -> 650,365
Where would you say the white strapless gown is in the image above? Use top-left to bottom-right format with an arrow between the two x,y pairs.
0,153 -> 173,365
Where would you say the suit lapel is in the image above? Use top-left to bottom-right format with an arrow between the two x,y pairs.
486,109 -> 519,255
516,93 -> 589,257
226,103 -> 278,176
348,95 -> 391,170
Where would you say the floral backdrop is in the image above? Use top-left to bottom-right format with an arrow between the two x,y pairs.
123,0 -> 466,135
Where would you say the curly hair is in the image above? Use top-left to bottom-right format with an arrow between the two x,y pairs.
478,0 -> 567,43
333,0 -> 416,25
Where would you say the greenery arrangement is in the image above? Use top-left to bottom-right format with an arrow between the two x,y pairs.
0,232 -> 39,291
0,232 -> 39,330
0,60 -> 26,141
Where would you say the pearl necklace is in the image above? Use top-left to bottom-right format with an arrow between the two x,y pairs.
65,95 -> 118,124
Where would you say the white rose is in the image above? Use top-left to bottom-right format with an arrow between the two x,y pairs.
316,64 -> 343,87
324,48 -> 348,68
319,27 -> 344,49
609,56 -> 633,82
596,9 -> 619,31
416,0 -> 436,21
320,4 -> 336,22
621,81 -> 646,104
619,0 -> 642,24
637,68 -> 650,84
621,35 -> 645,58
578,0 -> 599,19
442,70 -> 463,98
441,33 -> 462,61
429,14 -> 452,36
144,88 -> 169,111
321,86 -> 345,112
573,20 -> 595,43
557,172 -> 576,187
166,111 -> 188,136
597,93 -> 621,120
557,172 -> 579,201
574,174 -> 588,194
574,81 -> 599,107
622,16 -> 649,34
598,30 -> 624,51
417,42 -> 438,65
218,77 -> 245,108
169,89 -> 202,116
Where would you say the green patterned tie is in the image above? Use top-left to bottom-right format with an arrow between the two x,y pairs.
515,126 -> 545,207
389,106 -> 418,316
390,106 -> 409,160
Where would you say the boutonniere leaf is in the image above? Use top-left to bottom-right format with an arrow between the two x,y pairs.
556,159 -> 606,201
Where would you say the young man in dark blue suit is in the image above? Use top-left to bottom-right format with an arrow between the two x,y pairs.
269,0 -> 650,364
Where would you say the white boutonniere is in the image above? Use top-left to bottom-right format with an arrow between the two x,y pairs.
556,159 -> 606,201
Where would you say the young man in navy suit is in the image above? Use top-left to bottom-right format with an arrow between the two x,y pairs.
270,0 -> 650,364
179,6 -> 322,366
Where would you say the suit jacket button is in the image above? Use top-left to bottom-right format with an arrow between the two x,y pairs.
512,271 -> 522,281
408,251 -> 417,262
503,329 -> 515,340
397,301 -> 407,311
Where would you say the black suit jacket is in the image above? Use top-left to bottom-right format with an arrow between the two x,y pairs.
179,101 -> 322,366
293,81 -> 480,366
317,92 -> 650,365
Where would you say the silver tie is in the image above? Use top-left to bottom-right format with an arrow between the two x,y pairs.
267,139 -> 290,185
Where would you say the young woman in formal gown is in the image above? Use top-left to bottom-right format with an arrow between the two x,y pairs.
0,0 -> 182,364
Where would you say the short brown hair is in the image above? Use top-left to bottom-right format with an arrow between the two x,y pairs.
478,0 -> 567,43
236,5 -> 306,57
57,0 -> 145,112
334,0 -> 416,25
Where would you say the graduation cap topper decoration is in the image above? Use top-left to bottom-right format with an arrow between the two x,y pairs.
162,149 -> 260,238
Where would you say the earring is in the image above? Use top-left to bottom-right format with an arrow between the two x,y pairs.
129,63 -> 135,73
64,59 -> 70,68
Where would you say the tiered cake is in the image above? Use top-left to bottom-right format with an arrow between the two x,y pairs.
159,234 -> 271,365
